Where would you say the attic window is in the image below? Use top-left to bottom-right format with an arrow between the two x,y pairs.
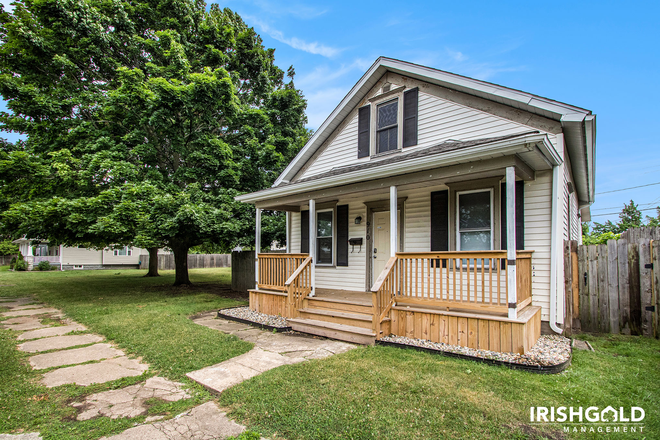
376,99 -> 399,153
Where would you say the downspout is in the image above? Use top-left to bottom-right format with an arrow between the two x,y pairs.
549,164 -> 563,334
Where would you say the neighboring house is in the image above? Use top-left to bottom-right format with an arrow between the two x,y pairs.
12,238 -> 149,270
236,58 -> 595,353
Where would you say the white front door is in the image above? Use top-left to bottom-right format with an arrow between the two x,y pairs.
373,211 -> 391,283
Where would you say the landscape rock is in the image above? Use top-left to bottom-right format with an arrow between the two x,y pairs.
2,308 -> 60,317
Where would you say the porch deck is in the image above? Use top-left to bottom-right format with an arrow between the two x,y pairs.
249,251 -> 541,353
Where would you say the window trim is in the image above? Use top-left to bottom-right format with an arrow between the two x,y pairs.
315,208 -> 335,266
455,188 -> 494,251
369,90 -> 405,157
113,246 -> 133,257
375,98 -> 399,154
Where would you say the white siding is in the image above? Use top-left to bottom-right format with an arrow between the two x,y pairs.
301,113 -> 363,178
300,89 -> 534,181
402,185 -> 445,252
290,202 -> 368,291
102,247 -> 145,265
315,202 -> 368,291
61,247 -> 103,265
524,171 -> 553,321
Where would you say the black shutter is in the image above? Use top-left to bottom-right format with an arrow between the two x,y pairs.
357,105 -> 370,158
431,190 -> 449,251
500,181 -> 524,250
301,210 -> 309,254
336,205 -> 349,266
403,88 -> 418,148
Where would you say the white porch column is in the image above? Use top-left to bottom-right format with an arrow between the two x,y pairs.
285,211 -> 291,253
390,186 -> 398,257
26,242 -> 33,257
255,208 -> 261,289
506,166 -> 517,319
308,199 -> 316,297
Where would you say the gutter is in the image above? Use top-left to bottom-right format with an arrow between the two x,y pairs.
549,163 -> 563,334
237,134 -> 558,204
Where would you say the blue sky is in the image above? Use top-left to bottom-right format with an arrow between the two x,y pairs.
2,0 -> 659,225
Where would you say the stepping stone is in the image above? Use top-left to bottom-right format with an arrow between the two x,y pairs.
2,308 -> 60,317
42,356 -> 148,387
18,334 -> 104,353
29,343 -> 123,370
186,347 -> 304,394
2,318 -> 48,331
72,376 -> 190,420
18,324 -> 87,341
0,299 -> 38,308
11,305 -> 45,311
3,316 -> 40,325
100,401 -> 244,440
0,433 -> 42,439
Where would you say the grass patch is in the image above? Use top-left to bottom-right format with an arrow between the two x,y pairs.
0,267 -> 252,438
220,335 -> 660,439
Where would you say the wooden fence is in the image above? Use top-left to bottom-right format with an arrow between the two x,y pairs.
0,255 -> 16,266
139,253 -> 231,271
564,227 -> 659,338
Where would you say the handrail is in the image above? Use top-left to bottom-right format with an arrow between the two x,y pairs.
285,256 -> 313,286
285,256 -> 313,318
371,256 -> 398,338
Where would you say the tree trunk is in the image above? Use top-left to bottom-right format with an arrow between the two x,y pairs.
171,241 -> 191,286
144,247 -> 160,277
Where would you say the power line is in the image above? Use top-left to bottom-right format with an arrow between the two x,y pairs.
596,181 -> 660,195
592,200 -> 660,211
591,207 -> 659,217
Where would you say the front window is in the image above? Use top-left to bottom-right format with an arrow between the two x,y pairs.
316,210 -> 333,264
376,99 -> 398,153
457,190 -> 493,251
113,247 -> 132,256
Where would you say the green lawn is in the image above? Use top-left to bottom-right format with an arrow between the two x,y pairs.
1,268 -> 659,440
0,267 -> 252,439
219,335 -> 660,440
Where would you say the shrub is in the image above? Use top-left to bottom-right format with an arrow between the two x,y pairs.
12,252 -> 27,271
36,260 -> 53,271
9,256 -> 17,270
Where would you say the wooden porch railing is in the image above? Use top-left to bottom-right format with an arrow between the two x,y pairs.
257,253 -> 309,291
285,256 -> 313,318
391,250 -> 534,315
371,256 -> 398,337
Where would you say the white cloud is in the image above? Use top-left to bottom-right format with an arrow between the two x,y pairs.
409,49 -> 525,81
246,16 -> 341,58
249,0 -> 327,19
446,49 -> 467,62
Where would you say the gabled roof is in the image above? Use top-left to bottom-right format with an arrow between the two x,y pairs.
274,57 -> 596,205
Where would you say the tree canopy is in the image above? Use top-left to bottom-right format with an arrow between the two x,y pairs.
582,200 -> 660,245
0,0 -> 308,284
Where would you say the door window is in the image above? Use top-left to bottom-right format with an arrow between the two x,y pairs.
457,190 -> 493,251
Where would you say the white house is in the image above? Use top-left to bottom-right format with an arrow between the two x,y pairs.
12,238 -> 148,270
236,58 -> 595,353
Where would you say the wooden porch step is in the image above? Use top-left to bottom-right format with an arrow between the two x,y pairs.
298,308 -> 372,329
306,296 -> 373,314
288,318 -> 376,345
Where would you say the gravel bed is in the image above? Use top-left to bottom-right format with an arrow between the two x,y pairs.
380,334 -> 571,366
219,306 -> 289,328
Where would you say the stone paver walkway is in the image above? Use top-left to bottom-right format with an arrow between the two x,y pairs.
73,376 -> 191,421
187,312 -> 355,394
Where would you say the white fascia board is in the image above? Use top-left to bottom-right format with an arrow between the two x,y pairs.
537,135 -> 563,166
236,134 -> 548,204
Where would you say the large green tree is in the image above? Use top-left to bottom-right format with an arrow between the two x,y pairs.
0,0 -> 307,284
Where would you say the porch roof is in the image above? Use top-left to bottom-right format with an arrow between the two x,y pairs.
236,132 -> 557,206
